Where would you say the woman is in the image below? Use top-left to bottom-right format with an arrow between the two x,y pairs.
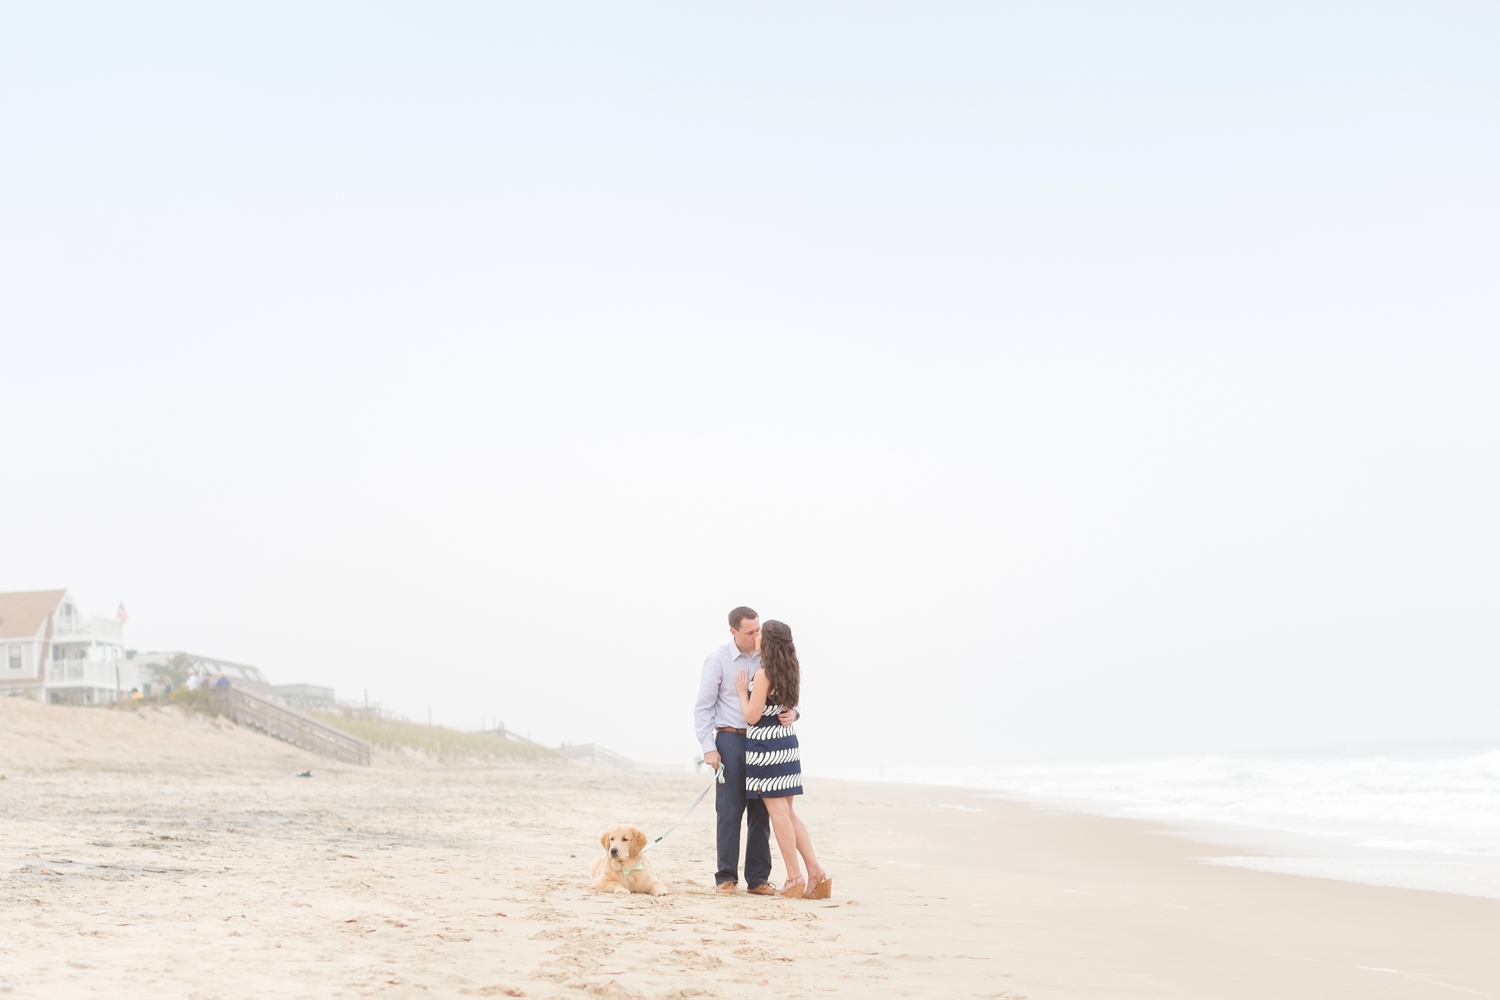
735,620 -> 832,899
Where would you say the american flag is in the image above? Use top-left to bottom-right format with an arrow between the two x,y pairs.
116,602 -> 128,625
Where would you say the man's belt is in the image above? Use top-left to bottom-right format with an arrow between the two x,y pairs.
716,726 -> 747,734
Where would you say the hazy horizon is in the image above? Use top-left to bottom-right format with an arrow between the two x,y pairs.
3,3 -> 1497,773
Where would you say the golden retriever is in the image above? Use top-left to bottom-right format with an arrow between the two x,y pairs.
590,824 -> 668,896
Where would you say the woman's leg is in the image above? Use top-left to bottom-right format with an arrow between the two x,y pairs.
785,800 -> 824,879
762,796 -> 802,882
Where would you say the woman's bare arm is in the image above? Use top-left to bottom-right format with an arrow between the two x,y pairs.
734,668 -> 770,722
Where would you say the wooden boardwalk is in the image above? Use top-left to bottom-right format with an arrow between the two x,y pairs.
215,686 -> 371,765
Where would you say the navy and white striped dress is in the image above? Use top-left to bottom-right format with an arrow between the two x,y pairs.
745,699 -> 802,799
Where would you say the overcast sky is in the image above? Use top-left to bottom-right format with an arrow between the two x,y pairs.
3,3 -> 1497,771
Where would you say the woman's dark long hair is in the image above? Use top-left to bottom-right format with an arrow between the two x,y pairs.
757,620 -> 800,709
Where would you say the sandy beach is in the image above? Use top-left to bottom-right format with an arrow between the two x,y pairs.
1,697 -> 1495,1000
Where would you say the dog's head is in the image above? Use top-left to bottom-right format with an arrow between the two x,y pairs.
600,824 -> 648,860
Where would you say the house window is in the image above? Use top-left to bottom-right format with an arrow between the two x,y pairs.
7,646 -> 19,671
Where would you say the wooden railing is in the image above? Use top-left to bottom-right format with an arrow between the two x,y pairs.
483,724 -> 552,750
215,686 -> 371,765
557,743 -> 634,771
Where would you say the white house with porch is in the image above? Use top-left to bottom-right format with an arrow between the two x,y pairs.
0,589 -> 141,704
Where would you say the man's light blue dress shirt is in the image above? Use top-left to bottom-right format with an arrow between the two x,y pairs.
694,640 -> 759,754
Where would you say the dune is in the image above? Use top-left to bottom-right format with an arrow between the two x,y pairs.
1,696 -> 1495,999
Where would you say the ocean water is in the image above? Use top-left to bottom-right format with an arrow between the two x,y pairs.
841,746 -> 1500,900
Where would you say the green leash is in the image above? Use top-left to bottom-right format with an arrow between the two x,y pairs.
640,763 -> 725,855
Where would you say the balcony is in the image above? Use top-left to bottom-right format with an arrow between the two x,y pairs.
51,616 -> 123,642
46,659 -> 140,689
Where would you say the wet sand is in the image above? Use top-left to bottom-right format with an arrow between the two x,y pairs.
1,697 -> 1496,999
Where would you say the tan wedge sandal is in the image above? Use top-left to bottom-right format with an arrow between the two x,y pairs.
780,876 -> 807,899
805,870 -> 832,899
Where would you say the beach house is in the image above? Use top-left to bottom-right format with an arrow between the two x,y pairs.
0,589 -> 141,704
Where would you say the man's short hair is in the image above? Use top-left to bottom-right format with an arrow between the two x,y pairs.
729,606 -> 759,630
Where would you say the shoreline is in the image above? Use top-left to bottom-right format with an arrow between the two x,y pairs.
2,698 -> 1497,998
974,786 -> 1500,903
808,777 -> 1500,998
817,748 -> 1500,903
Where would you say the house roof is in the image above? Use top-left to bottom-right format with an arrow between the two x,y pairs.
0,590 -> 68,640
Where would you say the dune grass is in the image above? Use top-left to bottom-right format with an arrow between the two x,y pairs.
310,712 -> 555,762
158,688 -> 221,716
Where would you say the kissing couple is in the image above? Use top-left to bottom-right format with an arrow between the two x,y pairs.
692,606 -> 832,899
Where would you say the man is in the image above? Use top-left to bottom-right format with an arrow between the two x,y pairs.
694,606 -> 799,895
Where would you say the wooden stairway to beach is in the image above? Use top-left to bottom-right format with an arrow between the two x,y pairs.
215,686 -> 371,765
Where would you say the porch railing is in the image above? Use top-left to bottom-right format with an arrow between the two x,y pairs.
46,661 -> 139,689
51,616 -> 124,640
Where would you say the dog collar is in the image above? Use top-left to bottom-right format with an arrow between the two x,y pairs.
618,860 -> 644,879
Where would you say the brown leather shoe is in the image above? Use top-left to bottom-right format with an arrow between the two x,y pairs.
746,882 -> 777,896
715,881 -> 738,895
